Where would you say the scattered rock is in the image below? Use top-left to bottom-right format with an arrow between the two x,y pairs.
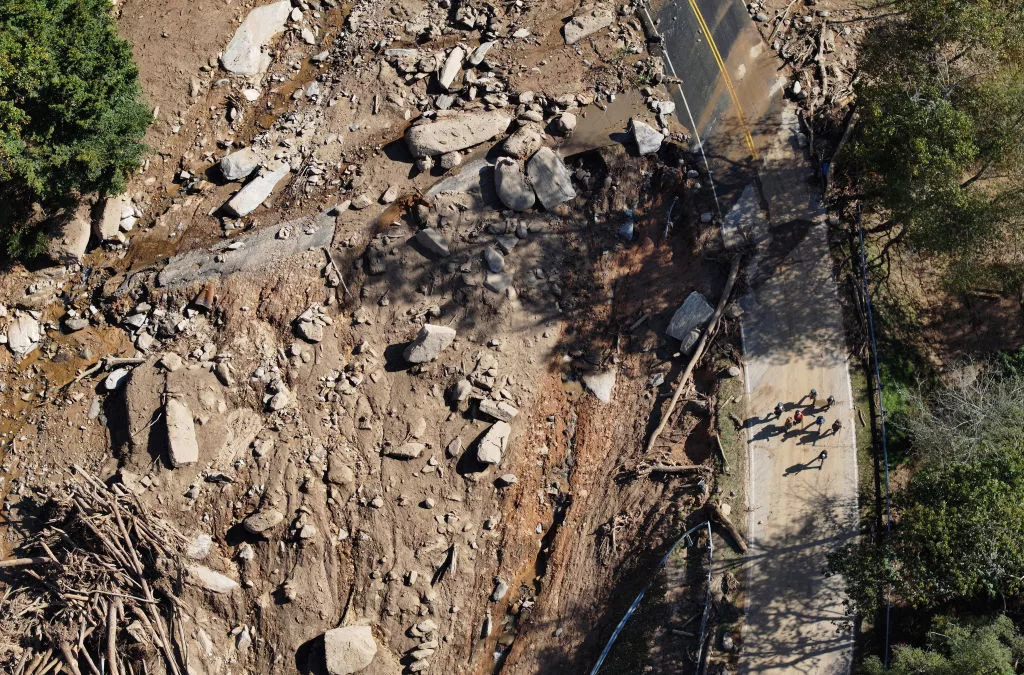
219,148 -> 262,181
403,324 -> 457,363
494,157 -> 536,212
631,118 -> 664,155
476,421 -> 510,465
165,398 -> 200,468
484,273 -> 512,294
582,369 -> 616,403
496,473 -> 517,487
104,368 -> 130,392
483,246 -> 504,273
726,365 -> 741,378
563,5 -> 615,44
187,565 -> 239,594
243,509 -> 285,535
491,578 -> 509,601
552,112 -> 577,135
221,1 -> 292,75
405,110 -> 511,157
224,163 -> 289,217
64,317 -> 89,333
478,399 -> 518,422
438,151 -> 462,170
323,626 -> 377,675
468,41 -> 495,65
158,352 -> 184,371
388,442 -> 425,460
415,228 -> 450,257
527,147 -> 576,209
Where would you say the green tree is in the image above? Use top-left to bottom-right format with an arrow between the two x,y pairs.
0,0 -> 151,257
861,615 -> 1024,675
829,369 -> 1024,614
850,0 -> 1024,293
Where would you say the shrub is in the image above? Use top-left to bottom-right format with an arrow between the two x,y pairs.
0,0 -> 151,257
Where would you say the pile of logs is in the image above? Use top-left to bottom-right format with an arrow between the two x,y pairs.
2,467 -> 189,675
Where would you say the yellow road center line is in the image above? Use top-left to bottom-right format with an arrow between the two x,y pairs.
687,0 -> 759,160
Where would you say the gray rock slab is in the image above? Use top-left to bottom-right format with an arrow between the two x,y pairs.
243,509 -> 285,534
439,46 -> 465,90
221,1 -> 291,75
415,228 -> 450,257
527,147 -> 576,209
224,163 -> 289,217
502,122 -> 544,159
6,314 -> 41,356
157,213 -> 334,287
666,291 -> 714,342
165,398 -> 200,468
387,442 -> 425,459
95,195 -> 125,241
563,5 -> 615,44
494,157 -> 536,212
405,110 -> 511,157
49,208 -> 91,262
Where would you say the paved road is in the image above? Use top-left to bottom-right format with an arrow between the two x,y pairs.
652,0 -> 859,671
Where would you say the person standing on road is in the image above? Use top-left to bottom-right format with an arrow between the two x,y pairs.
774,402 -> 784,419
830,419 -> 842,436
808,388 -> 818,404
794,409 -> 804,426
815,415 -> 826,431
825,394 -> 836,410
815,449 -> 828,469
784,416 -> 794,434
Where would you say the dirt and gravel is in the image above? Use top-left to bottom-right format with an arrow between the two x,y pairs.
0,0 -> 755,673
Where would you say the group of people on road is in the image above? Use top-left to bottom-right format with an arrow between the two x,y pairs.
770,389 -> 843,467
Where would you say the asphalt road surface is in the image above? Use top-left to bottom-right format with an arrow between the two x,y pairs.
651,0 -> 859,671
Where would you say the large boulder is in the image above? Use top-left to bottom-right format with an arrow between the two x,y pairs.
165,398 -> 200,468
6,314 -> 42,356
502,122 -> 545,159
563,5 -> 615,44
631,118 -> 664,155
224,163 -> 289,217
476,421 -> 510,465
48,204 -> 92,262
94,195 -> 125,241
323,626 -> 377,675
527,147 -> 576,209
494,157 -> 536,211
405,110 -> 511,157
219,148 -> 262,182
666,291 -> 714,352
221,1 -> 291,75
403,324 -> 457,363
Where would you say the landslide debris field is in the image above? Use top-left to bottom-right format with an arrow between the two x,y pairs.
0,0 -> 751,672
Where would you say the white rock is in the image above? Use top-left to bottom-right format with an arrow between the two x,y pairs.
104,367 -> 130,391
6,314 -> 41,356
563,5 -> 615,44
387,442 -> 425,460
224,163 -> 289,217
476,421 -> 511,465
405,110 -> 511,157
631,118 -> 664,155
221,1 -> 291,75
494,157 -> 536,212
48,208 -> 91,262
403,324 -> 457,363
323,625 -> 377,675
439,46 -> 465,90
243,509 -> 285,534
94,195 -> 126,241
478,399 -> 518,422
468,41 -> 495,65
187,565 -> 239,594
187,534 -> 214,560
582,369 -> 616,403
166,398 -> 200,468
219,148 -> 262,182
502,123 -> 544,159
527,147 -> 576,209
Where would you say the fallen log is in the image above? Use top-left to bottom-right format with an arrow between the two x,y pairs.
708,502 -> 748,553
645,255 -> 743,453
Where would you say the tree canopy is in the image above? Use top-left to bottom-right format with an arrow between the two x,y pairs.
850,0 -> 1024,293
861,615 -> 1024,675
0,0 -> 150,257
